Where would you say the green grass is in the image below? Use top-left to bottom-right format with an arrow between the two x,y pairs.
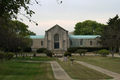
13,56 -> 55,61
57,59 -> 112,79
0,61 -> 56,80
71,56 -> 120,74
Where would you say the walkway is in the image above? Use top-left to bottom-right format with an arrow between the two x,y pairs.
50,61 -> 75,80
75,61 -> 120,80
13,60 -> 75,80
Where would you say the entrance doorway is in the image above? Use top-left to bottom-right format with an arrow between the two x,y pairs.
54,34 -> 59,49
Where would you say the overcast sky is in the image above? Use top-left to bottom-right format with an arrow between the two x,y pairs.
18,0 -> 120,35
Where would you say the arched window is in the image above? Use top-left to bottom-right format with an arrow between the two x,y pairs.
80,39 -> 83,45
54,34 -> 59,49
54,34 -> 59,41
90,41 -> 92,45
41,41 -> 43,46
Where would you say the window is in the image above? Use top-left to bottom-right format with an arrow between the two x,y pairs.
80,39 -> 83,45
90,41 -> 92,45
41,41 -> 43,46
54,34 -> 59,41
54,34 -> 59,49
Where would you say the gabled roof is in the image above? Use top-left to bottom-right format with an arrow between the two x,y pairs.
46,24 -> 68,32
69,35 -> 100,39
30,35 -> 44,39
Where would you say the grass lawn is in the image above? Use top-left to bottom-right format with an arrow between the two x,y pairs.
57,59 -> 112,79
0,61 -> 56,80
13,56 -> 55,61
71,56 -> 120,74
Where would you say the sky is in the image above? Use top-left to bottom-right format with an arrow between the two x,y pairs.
18,0 -> 120,35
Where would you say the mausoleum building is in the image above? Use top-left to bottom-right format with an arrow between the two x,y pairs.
30,24 -> 101,53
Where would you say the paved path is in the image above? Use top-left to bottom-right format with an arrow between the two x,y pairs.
75,61 -> 120,80
13,60 -> 75,80
72,53 -> 120,58
50,61 -> 75,80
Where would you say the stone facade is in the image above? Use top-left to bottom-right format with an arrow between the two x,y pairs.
30,24 -> 101,52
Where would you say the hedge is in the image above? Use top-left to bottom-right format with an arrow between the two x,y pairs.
76,49 -> 88,56
0,52 -> 14,61
67,47 -> 109,52
64,52 -> 71,57
43,50 -> 53,57
36,48 -> 47,53
99,49 -> 109,57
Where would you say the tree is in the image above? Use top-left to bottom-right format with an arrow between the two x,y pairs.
0,19 -> 33,57
100,15 -> 120,58
10,20 -> 36,36
74,20 -> 105,35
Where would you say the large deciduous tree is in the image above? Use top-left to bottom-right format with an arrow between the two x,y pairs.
100,15 -> 120,58
74,20 -> 105,35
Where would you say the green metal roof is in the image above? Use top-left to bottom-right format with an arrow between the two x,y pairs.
30,35 -> 44,39
69,35 -> 100,39
30,35 -> 100,39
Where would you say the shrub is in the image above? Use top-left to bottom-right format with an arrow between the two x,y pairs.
36,48 -> 47,53
47,52 -> 54,57
99,49 -> 109,57
23,47 -> 31,52
0,52 -> 4,62
64,52 -> 71,57
43,50 -> 53,57
7,53 -> 14,60
93,50 -> 99,56
67,47 -> 109,52
67,47 -> 78,53
76,49 -> 88,56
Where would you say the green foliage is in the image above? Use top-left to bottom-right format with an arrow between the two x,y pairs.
0,0 -> 37,20
0,52 -> 14,61
74,20 -> 105,35
0,52 -> 4,62
67,47 -> 78,53
7,53 -> 14,60
100,14 -> 120,58
67,47 -> 109,52
76,49 -> 88,56
36,48 -> 47,53
93,50 -> 99,56
23,47 -> 31,52
43,50 -> 53,57
99,49 -> 109,57
64,52 -> 71,57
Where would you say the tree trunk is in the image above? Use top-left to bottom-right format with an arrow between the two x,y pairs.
16,52 -> 17,57
112,52 -> 114,58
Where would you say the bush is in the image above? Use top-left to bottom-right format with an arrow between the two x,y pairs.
7,53 -> 14,60
67,47 -> 78,53
93,50 -> 99,56
99,49 -> 109,57
0,52 -> 4,59
23,47 -> 31,52
64,52 -> 71,57
47,52 -> 54,57
36,48 -> 47,53
43,50 -> 53,57
76,49 -> 88,56
67,47 -> 109,52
